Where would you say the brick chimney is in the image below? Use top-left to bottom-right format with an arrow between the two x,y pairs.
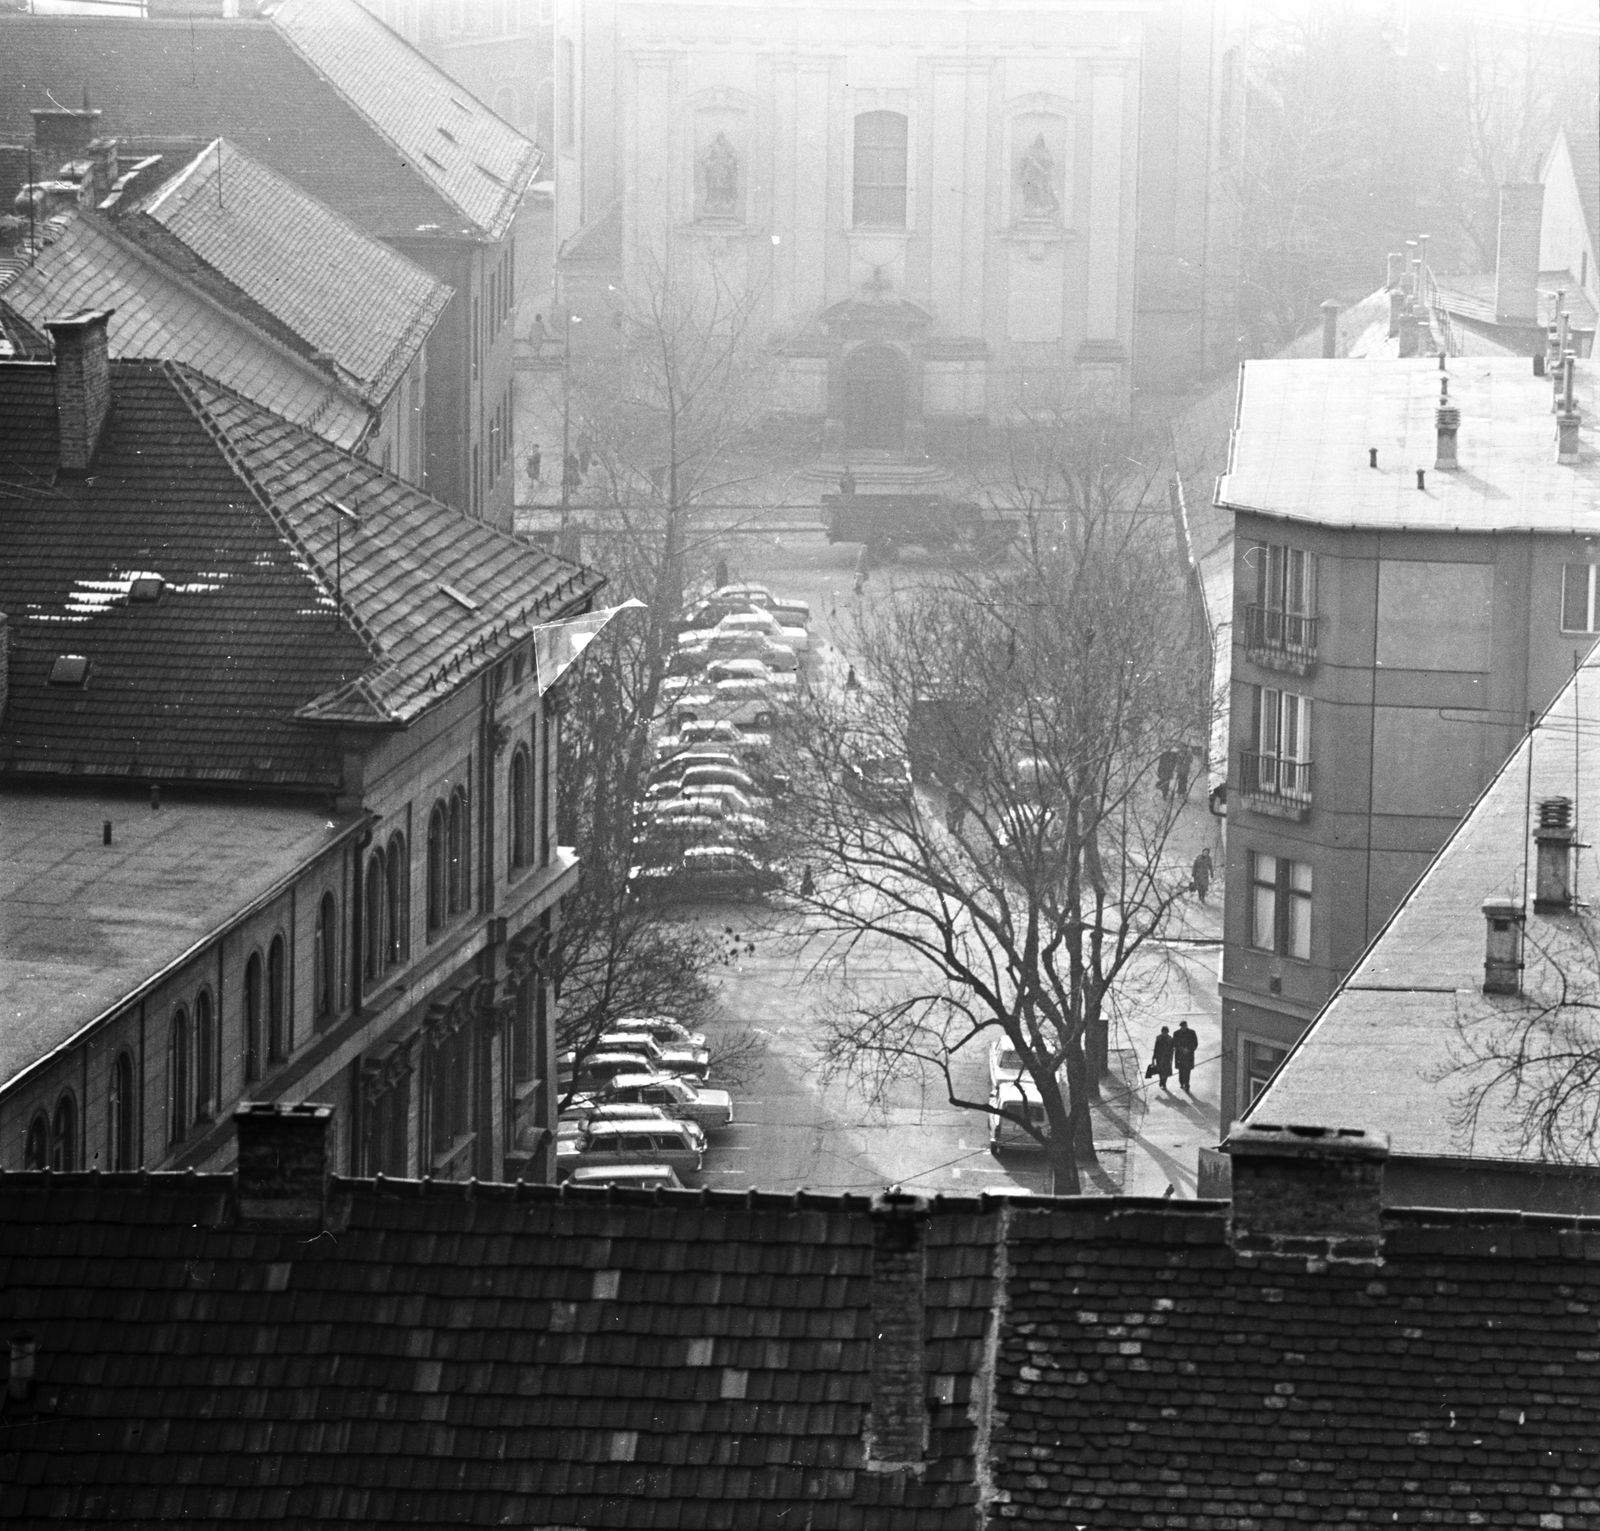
865,1190 -> 928,1468
234,1102 -> 333,1228
45,309 -> 114,475
1534,797 -> 1575,910
31,106 -> 102,173
1226,1123 -> 1388,1267
1494,184 -> 1545,325
1482,897 -> 1525,994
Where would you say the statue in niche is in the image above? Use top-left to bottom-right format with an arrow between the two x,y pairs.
1018,133 -> 1059,218
701,131 -> 739,217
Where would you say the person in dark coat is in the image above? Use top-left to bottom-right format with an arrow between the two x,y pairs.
1151,1026 -> 1175,1091
527,444 -> 542,483
1173,1020 -> 1198,1093
1156,749 -> 1177,799
1191,847 -> 1213,902
1175,747 -> 1193,799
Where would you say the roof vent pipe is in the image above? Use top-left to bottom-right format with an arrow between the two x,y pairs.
1482,898 -> 1525,993
1535,798 -> 1576,911
1558,355 -> 1582,464
1435,407 -> 1460,468
1320,299 -> 1341,359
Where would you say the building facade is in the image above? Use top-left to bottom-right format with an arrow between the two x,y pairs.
553,0 -> 1240,448
1218,354 -> 1599,1128
0,317 -> 605,1182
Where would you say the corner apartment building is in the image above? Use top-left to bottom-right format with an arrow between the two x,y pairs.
0,312 -> 605,1181
1,0 -> 541,528
1218,353 -> 1599,1127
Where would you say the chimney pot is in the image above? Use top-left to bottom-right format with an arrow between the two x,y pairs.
44,309 -> 115,475
1369,447 -> 1378,469
1534,798 -> 1576,911
234,1102 -> 334,1228
1495,184 -> 1545,325
866,1191 -> 929,1466
1226,1124 -> 1388,1262
1416,468 -> 1427,491
1435,406 -> 1460,469
1320,299 -> 1340,359
1482,897 -> 1525,993
1558,410 -> 1582,464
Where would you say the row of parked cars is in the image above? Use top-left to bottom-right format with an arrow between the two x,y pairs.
556,1015 -> 736,1188
629,582 -> 814,899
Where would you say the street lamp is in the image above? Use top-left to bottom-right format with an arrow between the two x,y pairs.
559,309 -> 581,557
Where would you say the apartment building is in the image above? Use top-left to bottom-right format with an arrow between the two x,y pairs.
1218,351 -> 1598,1127
0,312 -> 606,1181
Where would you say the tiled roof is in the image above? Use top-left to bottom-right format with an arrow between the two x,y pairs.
0,298 -> 50,360
129,140 -> 452,406
1254,648 -> 1600,1164
265,0 -> 540,243
0,213 -> 374,450
3,1173 -> 1600,1527
0,10 -> 536,242
0,789 -> 360,1091
0,359 -> 599,783
1219,355 -> 1600,531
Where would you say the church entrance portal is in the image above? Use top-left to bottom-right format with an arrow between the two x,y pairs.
844,345 -> 908,451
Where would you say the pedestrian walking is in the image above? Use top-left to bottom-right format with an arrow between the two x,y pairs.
800,865 -> 815,897
1191,847 -> 1213,902
845,665 -> 859,691
1156,748 -> 1177,799
563,452 -> 582,492
1173,1020 -> 1198,1094
1175,747 -> 1192,799
1149,1026 -> 1175,1092
527,444 -> 542,483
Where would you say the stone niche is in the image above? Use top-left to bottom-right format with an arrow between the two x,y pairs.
688,87 -> 755,227
1001,94 -> 1073,343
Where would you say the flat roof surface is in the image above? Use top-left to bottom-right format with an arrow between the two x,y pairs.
1218,356 -> 1600,532
0,786 -> 358,1090
1252,649 -> 1600,1163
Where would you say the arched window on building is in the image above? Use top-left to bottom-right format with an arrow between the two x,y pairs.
315,893 -> 338,1021
51,1092 -> 77,1171
24,1112 -> 48,1170
364,849 -> 386,982
108,1049 -> 135,1169
447,787 -> 469,915
168,1007 -> 190,1145
386,832 -> 408,965
193,991 -> 214,1123
267,935 -> 288,1062
244,950 -> 263,1081
427,801 -> 448,931
509,746 -> 531,872
853,111 -> 908,227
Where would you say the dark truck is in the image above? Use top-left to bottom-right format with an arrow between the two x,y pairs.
822,492 -> 1010,561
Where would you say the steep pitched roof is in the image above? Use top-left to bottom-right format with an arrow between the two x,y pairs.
0,359 -> 599,784
1555,123 -> 1600,253
3,1171 -> 1600,1528
0,213 -> 374,450
0,9 -> 537,242
127,139 -> 452,406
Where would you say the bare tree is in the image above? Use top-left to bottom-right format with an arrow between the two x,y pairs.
780,440 -> 1208,1193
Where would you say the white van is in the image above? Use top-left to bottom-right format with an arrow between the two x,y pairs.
558,1117 -> 706,1180
988,1082 -> 1050,1154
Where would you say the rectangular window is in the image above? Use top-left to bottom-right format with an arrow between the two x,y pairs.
1248,852 -> 1312,960
853,111 -> 908,227
1243,1038 -> 1288,1105
1246,687 -> 1312,801
1562,563 -> 1597,632
1246,542 -> 1318,656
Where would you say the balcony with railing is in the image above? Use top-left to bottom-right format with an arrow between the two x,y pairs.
1243,604 -> 1318,674
1238,750 -> 1313,820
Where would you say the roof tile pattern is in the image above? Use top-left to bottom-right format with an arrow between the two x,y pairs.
0,10 -> 536,242
132,140 -> 452,405
0,360 -> 598,782
0,213 -> 372,449
0,1178 -> 996,1530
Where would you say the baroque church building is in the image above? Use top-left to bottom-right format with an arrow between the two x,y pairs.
554,0 -> 1240,454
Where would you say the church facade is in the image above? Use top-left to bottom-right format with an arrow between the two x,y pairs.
554,0 -> 1233,445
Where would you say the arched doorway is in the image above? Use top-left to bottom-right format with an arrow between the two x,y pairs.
844,344 -> 908,450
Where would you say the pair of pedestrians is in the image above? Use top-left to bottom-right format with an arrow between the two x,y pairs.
1148,1020 -> 1198,1093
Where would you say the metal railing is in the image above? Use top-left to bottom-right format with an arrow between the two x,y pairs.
1243,604 -> 1318,662
1239,750 -> 1313,806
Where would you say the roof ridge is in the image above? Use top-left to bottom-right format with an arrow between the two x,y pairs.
159,360 -> 387,668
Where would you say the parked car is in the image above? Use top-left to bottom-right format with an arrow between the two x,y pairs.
676,783 -> 767,818
639,797 -> 768,841
989,1038 -> 1028,1092
596,1029 -> 711,1076
566,1164 -> 687,1191
989,1081 -> 1049,1154
629,846 -> 782,900
560,1051 -> 667,1094
708,583 -> 812,629
558,1102 -> 680,1133
673,678 -> 778,731
712,608 -> 808,653
656,720 -> 772,760
703,657 -> 798,693
611,1015 -> 709,1051
558,1117 -> 705,1180
650,749 -> 745,783
844,752 -> 914,808
677,628 -> 798,673
596,1070 -> 734,1130
662,763 -> 763,798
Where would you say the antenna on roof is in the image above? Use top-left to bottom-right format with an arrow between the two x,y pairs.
217,138 -> 223,210
320,499 -> 362,630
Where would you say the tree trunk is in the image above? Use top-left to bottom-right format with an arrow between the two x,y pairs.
1062,1040 -> 1097,1170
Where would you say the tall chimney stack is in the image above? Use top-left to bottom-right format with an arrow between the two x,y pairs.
1226,1124 -> 1389,1267
234,1102 -> 334,1229
1320,299 -> 1341,359
1494,184 -> 1545,326
45,310 -> 115,475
